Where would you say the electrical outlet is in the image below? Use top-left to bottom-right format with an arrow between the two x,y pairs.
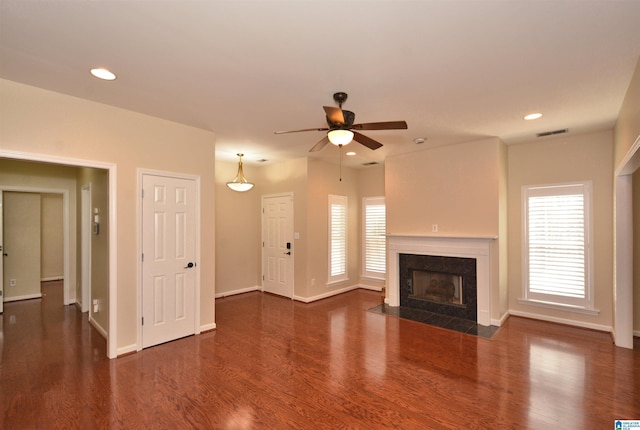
9,279 -> 16,287
432,224 -> 438,233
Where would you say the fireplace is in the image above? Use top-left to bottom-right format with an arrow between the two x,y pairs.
387,235 -> 496,326
400,253 -> 477,321
410,271 -> 463,305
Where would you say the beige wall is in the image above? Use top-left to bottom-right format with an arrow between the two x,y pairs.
507,130 -> 614,327
41,193 -> 63,280
385,138 -> 502,236
357,164 -> 386,289
306,158 -> 360,298
614,58 -> 640,169
214,159 -> 261,296
0,79 -> 216,355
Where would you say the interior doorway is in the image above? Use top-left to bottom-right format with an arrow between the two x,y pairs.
0,188 -> 68,309
0,152 -> 117,358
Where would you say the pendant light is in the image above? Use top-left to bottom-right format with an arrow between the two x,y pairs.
226,153 -> 254,192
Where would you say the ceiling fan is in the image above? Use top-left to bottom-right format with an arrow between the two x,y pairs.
274,92 -> 408,152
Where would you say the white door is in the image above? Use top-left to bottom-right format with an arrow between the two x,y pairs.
262,194 -> 294,298
142,174 -> 198,348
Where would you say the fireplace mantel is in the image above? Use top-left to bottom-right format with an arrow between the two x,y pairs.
387,234 -> 497,326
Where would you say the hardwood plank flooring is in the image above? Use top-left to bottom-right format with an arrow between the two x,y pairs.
1,281 -> 639,429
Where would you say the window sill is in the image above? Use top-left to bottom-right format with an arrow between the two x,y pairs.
518,298 -> 599,316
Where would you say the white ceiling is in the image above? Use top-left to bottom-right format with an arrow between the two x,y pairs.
1,1 -> 639,168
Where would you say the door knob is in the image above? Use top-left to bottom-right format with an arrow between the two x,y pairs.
284,251 -> 291,255
184,262 -> 195,268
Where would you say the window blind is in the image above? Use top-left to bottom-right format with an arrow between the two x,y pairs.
329,195 -> 347,281
523,182 -> 592,310
364,198 -> 386,276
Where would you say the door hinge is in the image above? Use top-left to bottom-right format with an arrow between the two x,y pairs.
141,189 -> 144,199
141,253 -> 144,262
0,290 -> 3,297
142,317 -> 144,326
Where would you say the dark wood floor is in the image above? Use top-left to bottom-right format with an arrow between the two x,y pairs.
1,281 -> 639,429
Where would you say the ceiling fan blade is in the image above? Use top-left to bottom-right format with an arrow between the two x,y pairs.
352,131 -> 383,150
274,127 -> 328,134
309,135 -> 330,152
323,106 -> 345,125
352,120 -> 408,131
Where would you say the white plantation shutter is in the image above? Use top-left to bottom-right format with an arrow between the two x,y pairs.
523,183 -> 592,309
363,197 -> 386,278
329,195 -> 348,283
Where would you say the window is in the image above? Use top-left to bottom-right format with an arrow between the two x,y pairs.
362,197 -> 386,279
328,194 -> 348,284
522,182 -> 594,311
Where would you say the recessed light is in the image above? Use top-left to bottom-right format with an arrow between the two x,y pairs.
90,68 -> 117,81
345,151 -> 356,156
524,113 -> 542,120
414,137 -> 426,144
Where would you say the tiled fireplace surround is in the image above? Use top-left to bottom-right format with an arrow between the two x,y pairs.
387,235 -> 496,327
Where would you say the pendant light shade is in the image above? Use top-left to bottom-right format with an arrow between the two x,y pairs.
226,153 -> 254,192
327,129 -> 354,146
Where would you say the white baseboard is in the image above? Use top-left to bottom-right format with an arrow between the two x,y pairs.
4,293 -> 42,302
117,344 -> 138,357
41,276 -> 63,282
89,317 -> 108,339
358,284 -> 383,292
200,322 -> 217,332
215,286 -> 261,298
294,284 -> 363,303
508,309 -> 612,333
491,311 -> 511,327
634,329 -> 640,338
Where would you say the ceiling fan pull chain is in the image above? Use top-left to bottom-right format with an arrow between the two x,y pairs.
339,144 -> 343,182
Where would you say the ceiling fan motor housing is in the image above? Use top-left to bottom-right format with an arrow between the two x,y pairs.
327,110 -> 355,128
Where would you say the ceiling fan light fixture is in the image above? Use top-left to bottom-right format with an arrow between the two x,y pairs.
226,153 -> 254,192
328,129 -> 354,146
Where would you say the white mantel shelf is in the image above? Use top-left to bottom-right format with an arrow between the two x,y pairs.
387,234 -> 498,240
386,234 -> 497,327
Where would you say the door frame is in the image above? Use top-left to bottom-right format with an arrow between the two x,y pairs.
261,192 -> 295,299
613,133 -> 640,349
0,149 -> 118,359
0,187 -> 69,304
81,184 -> 92,314
137,168 -> 202,351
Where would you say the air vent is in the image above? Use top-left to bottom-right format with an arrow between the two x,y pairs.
537,128 -> 568,138
361,161 -> 379,166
